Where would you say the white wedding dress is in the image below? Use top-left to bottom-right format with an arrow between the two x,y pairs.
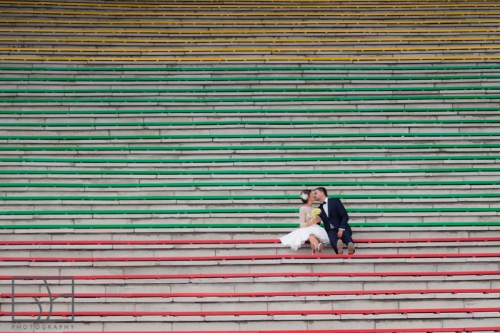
279,206 -> 330,251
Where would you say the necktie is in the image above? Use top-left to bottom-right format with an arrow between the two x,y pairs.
322,202 -> 332,228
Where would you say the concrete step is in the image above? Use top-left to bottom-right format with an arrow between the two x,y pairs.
0,201 -> 498,214
1,112 -> 500,120
3,114 -> 499,121
2,187 -> 496,194
3,69 -> 500,77
2,162 -> 498,172
2,197 -> 497,208
3,80 -> 500,89
0,241 -> 499,257
1,137 -> 497,146
2,122 -> 497,131
2,320 -> 500,332
1,258 -> 499,281
1,150 -> 498,160
1,171 -> 497,180
1,316 -> 499,332
2,272 -> 497,296
2,89 -> 496,97
1,226 -> 496,239
2,138 -> 498,146
5,296 -> 499,316
2,0 -> 500,330
1,215 -> 497,226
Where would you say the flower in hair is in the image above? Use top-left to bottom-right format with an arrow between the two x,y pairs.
300,192 -> 309,201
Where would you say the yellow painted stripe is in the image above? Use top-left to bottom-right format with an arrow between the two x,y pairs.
43,0 -> 499,2
4,36 -> 500,44
2,55 -> 500,62
1,27 -> 499,35
3,19 -> 498,26
3,45 -> 499,53
2,9 -> 500,17
5,0 -> 500,9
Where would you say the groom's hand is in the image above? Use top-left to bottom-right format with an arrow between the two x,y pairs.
337,230 -> 343,238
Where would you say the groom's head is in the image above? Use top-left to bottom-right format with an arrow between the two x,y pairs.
314,187 -> 328,202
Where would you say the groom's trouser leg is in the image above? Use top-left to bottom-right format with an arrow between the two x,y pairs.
328,228 -> 354,254
341,228 -> 354,245
326,229 -> 339,254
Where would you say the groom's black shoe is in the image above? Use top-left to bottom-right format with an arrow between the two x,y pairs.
336,239 -> 344,254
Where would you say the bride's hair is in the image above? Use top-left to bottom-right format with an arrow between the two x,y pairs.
300,190 -> 311,203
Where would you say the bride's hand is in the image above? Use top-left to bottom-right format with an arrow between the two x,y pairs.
309,216 -> 321,225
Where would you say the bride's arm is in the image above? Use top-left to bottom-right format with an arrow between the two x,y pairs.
299,207 -> 307,228
304,216 -> 321,227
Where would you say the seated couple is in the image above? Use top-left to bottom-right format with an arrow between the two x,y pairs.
280,187 -> 355,255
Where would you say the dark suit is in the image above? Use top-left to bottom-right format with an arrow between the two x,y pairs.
318,198 -> 354,254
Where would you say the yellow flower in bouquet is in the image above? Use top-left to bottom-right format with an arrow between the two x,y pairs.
311,208 -> 322,217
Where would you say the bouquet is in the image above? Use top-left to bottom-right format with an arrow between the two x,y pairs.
311,208 -> 322,217
304,208 -> 322,226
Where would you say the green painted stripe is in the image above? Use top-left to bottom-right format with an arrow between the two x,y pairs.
3,74 -> 500,82
1,144 -> 498,151
0,132 -> 496,141
0,106 -> 499,115
2,94 -> 500,103
0,166 -> 497,176
3,119 -> 500,127
1,132 -> 497,141
1,180 -> 499,188
4,85 -> 500,93
2,65 -> 500,71
0,155 -> 497,164
0,207 -> 498,216
1,193 -> 499,201
0,221 -> 498,229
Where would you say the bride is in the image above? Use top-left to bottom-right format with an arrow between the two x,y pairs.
279,190 -> 330,253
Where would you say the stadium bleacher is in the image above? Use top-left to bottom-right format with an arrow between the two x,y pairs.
1,0 -> 500,331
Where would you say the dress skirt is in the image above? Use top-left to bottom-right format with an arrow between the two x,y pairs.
279,224 -> 330,251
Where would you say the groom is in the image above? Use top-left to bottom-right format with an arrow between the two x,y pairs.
314,187 -> 355,255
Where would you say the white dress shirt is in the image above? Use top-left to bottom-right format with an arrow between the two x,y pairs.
322,198 -> 332,229
322,198 -> 329,217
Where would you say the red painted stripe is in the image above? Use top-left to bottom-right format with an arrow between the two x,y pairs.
2,270 -> 499,280
1,252 -> 500,262
3,288 -> 500,299
1,236 -> 499,246
5,328 -> 500,333
3,307 -> 500,317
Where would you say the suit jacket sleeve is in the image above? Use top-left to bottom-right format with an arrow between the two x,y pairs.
334,199 -> 349,230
